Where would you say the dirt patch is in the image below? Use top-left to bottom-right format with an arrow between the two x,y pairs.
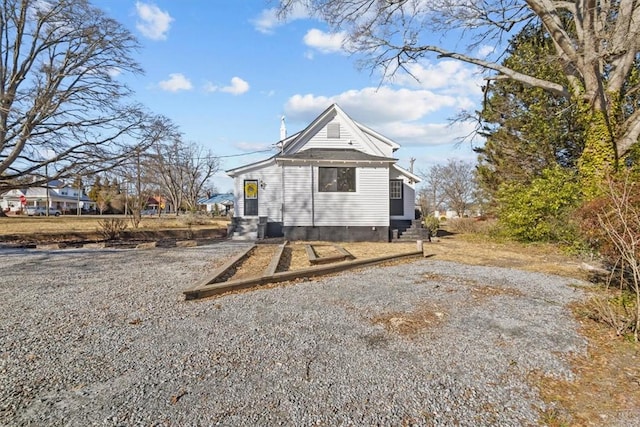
372,304 -> 446,336
311,244 -> 341,258
284,241 -> 419,270
228,244 -> 278,281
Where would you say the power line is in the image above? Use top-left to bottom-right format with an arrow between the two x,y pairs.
218,148 -> 276,158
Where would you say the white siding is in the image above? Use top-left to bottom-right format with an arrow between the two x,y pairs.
389,168 -> 416,220
283,165 -> 312,225
233,162 -> 282,221
302,117 -> 372,153
282,165 -> 389,227
360,131 -> 395,158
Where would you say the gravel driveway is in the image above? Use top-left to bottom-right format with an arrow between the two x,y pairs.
1,242 -> 591,426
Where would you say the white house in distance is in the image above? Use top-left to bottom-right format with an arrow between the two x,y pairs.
226,104 -> 421,241
198,192 -> 234,216
0,180 -> 96,214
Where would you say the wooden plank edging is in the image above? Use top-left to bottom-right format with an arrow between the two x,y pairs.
263,241 -> 288,277
184,244 -> 256,292
304,244 -> 317,263
333,244 -> 355,260
184,250 -> 424,300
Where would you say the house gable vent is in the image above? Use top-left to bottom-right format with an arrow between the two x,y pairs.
327,122 -> 340,139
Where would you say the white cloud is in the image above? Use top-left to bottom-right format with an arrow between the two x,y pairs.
158,73 -> 192,92
135,2 -> 173,41
233,142 -> 274,152
478,44 -> 495,57
377,121 -> 479,147
285,87 -> 457,123
303,29 -> 347,54
392,60 -> 484,97
252,4 -> 309,34
283,86 -> 481,146
222,77 -> 250,95
106,67 -> 121,78
205,77 -> 250,95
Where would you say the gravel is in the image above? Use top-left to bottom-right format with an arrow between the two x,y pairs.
0,242 -> 598,426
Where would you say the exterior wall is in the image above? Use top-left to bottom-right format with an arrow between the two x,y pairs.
302,116 -> 372,154
389,168 -> 417,221
233,162 -> 282,221
282,164 -> 389,227
282,165 -> 312,225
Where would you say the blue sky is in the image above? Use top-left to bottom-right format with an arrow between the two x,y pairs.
93,1 -> 486,192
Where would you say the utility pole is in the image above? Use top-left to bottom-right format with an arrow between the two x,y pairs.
45,163 -> 50,217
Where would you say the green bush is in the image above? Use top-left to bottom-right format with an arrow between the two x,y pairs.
496,166 -> 582,242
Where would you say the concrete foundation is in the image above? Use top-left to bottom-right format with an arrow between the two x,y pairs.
282,226 -> 389,242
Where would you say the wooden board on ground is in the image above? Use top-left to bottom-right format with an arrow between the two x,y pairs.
306,244 -> 355,265
184,250 -> 424,300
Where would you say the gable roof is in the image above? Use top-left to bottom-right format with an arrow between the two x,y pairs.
198,193 -> 234,205
392,164 -> 422,183
281,104 -> 394,157
227,104 -> 416,179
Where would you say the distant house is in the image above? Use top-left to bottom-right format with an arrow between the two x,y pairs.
226,103 -> 420,241
198,193 -> 234,216
0,180 -> 96,214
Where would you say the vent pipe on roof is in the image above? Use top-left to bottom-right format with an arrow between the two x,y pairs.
280,116 -> 286,141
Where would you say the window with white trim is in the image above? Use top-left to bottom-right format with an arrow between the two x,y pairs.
390,180 -> 402,199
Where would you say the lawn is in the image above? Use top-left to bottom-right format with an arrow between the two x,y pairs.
0,214 -> 229,236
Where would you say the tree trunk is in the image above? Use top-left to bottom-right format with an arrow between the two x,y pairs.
578,109 -> 618,199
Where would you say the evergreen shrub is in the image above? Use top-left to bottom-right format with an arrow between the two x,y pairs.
496,167 -> 582,242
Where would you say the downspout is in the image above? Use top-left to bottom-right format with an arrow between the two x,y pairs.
311,163 -> 315,227
281,162 -> 285,226
280,117 -> 286,228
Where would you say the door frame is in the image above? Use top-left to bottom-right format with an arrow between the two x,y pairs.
243,179 -> 259,216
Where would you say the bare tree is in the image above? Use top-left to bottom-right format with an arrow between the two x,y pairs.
277,1 -> 640,163
147,139 -> 220,214
108,118 -> 181,226
417,165 -> 447,216
0,0 -> 157,193
182,145 -> 220,211
419,159 -> 476,217
439,159 -> 477,217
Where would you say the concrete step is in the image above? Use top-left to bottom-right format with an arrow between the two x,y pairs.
231,231 -> 258,241
235,224 -> 258,232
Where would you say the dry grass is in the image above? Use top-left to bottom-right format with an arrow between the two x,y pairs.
230,244 -> 278,281
534,315 -> 640,427
0,215 -> 229,235
427,234 -> 588,279
372,303 -> 446,336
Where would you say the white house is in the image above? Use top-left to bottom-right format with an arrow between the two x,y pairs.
226,104 -> 421,241
1,180 -> 96,214
198,193 -> 234,216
